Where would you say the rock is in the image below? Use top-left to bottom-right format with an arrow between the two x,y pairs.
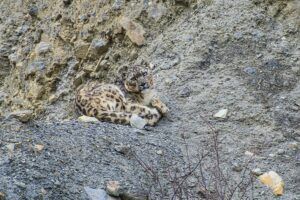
114,144 -> 131,155
9,110 -> 34,122
243,66 -> 257,76
264,58 -> 282,71
269,153 -> 275,158
35,42 -> 52,55
277,149 -> 285,155
90,38 -> 109,58
84,187 -> 108,200
179,87 -> 191,97
8,53 -> 18,64
252,168 -> 263,176
0,192 -> 5,200
73,71 -> 86,87
232,162 -> 243,172
213,109 -> 228,119
15,181 -> 26,189
34,144 -> 45,152
130,114 -> 147,129
96,60 -> 110,71
26,61 -> 46,77
259,171 -> 284,196
291,66 -> 300,74
106,181 -> 120,197
28,5 -> 38,17
245,151 -> 254,156
156,150 -> 163,155
148,3 -> 167,21
74,41 -> 90,59
78,115 -> 99,123
119,17 -> 145,46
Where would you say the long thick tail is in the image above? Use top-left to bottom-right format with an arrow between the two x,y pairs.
95,111 -> 132,125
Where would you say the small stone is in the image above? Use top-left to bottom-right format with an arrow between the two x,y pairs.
0,192 -> 5,200
232,162 -> 243,172
15,181 -> 26,189
130,114 -> 146,129
259,171 -> 284,196
74,41 -> 90,59
245,151 -> 254,156
119,17 -> 145,46
179,87 -> 191,97
277,149 -> 285,155
156,150 -> 163,155
148,3 -> 167,21
73,71 -> 86,87
90,38 -> 109,58
114,144 -> 130,154
96,60 -> 110,71
78,115 -> 99,123
269,153 -> 275,158
165,78 -> 173,85
26,61 -> 46,77
106,181 -> 120,197
264,59 -> 282,70
35,42 -> 52,55
28,5 -> 38,17
213,109 -> 228,119
34,144 -> 44,152
243,66 -> 257,76
8,53 -> 18,64
9,110 -> 34,122
84,187 -> 107,200
252,168 -> 263,176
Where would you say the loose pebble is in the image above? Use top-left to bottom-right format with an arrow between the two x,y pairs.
213,109 -> 228,119
78,116 -> 99,123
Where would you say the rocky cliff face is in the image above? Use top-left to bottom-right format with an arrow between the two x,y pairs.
0,0 -> 299,122
0,0 -> 192,120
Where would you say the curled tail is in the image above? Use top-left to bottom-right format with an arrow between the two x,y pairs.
95,111 -> 132,125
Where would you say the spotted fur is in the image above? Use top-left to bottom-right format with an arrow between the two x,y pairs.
75,65 -> 169,126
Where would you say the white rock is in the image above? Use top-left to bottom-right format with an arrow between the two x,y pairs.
34,144 -> 45,152
252,168 -> 263,176
130,114 -> 146,129
213,108 -> 228,119
156,150 -> 163,155
78,115 -> 99,123
84,187 -> 107,200
245,151 -> 254,156
106,181 -> 120,197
